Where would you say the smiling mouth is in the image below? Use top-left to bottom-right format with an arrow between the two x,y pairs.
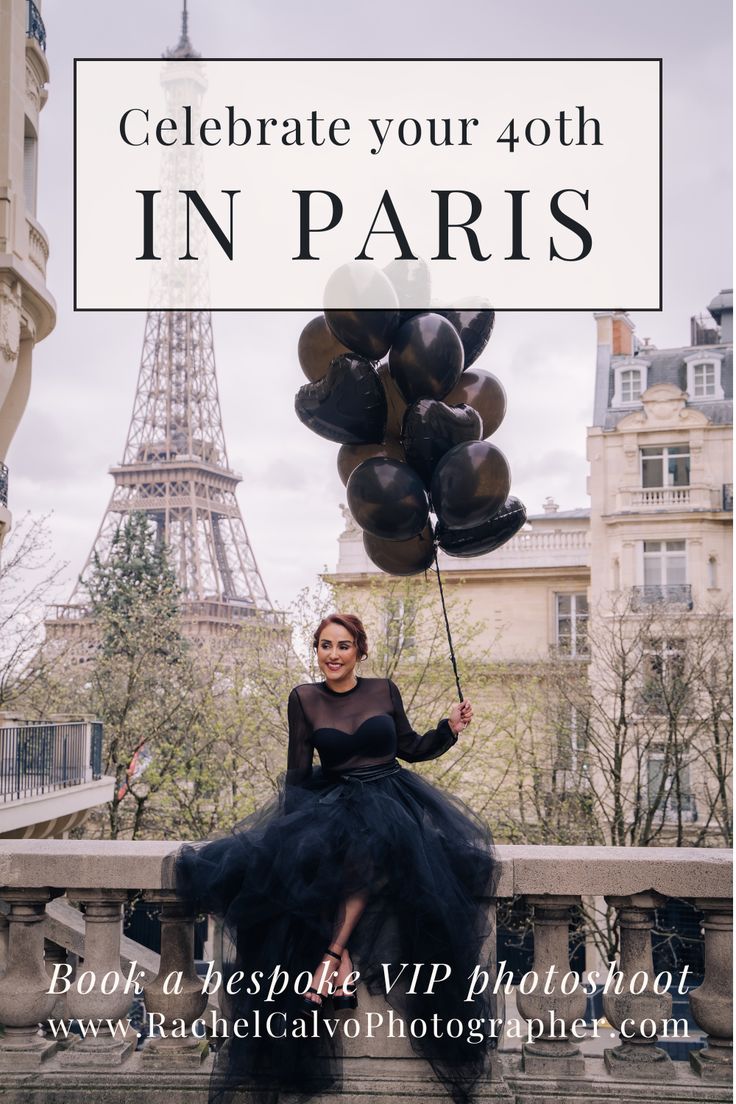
326,663 -> 343,670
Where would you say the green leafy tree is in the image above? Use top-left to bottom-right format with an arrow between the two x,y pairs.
81,513 -> 195,838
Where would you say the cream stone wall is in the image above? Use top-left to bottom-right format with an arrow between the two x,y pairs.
0,0 -> 55,547
588,384 -> 733,612
334,506 -> 591,663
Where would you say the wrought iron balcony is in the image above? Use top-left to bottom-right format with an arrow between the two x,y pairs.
26,0 -> 46,51
631,584 -> 693,611
0,721 -> 103,803
0,461 -> 7,508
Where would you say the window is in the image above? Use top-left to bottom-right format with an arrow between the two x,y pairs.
621,369 -> 641,403
684,354 -> 724,402
641,640 -> 686,714
555,593 -> 589,656
692,363 -> 715,398
383,596 -> 417,657
612,358 -> 649,407
647,748 -> 695,821
23,119 -> 38,216
641,445 -> 690,488
643,540 -> 687,586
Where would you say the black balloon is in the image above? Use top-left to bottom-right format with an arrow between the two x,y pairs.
383,259 -> 432,319
437,496 -> 527,557
363,525 -> 435,576
388,313 -> 464,404
430,441 -> 511,531
337,439 -> 405,487
323,264 -> 401,360
377,361 -> 408,442
402,399 -> 482,486
347,458 -> 429,541
324,308 -> 402,362
298,316 -> 350,382
444,369 -> 506,438
439,309 -> 495,368
295,355 -> 386,445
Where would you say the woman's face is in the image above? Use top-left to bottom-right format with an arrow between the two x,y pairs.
316,622 -> 360,688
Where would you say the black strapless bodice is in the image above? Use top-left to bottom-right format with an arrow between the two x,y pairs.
313,713 -> 396,769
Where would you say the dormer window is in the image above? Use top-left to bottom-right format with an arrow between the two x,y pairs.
612,358 -> 649,407
684,354 -> 724,402
621,369 -> 641,402
693,363 -> 715,397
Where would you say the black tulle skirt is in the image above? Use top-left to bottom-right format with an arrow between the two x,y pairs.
174,760 -> 499,1104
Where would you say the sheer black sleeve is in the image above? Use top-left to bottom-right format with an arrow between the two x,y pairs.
389,680 -> 457,763
286,688 -> 313,800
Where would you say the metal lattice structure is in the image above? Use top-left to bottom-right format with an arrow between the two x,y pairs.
47,6 -> 276,638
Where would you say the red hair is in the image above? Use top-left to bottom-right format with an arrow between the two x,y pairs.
313,613 -> 368,660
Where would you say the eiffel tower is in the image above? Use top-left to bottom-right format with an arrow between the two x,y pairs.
47,5 -> 277,641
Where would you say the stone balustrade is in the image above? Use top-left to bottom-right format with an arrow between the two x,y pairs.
617,485 -> 723,513
26,216 -> 49,279
0,842 -> 731,1103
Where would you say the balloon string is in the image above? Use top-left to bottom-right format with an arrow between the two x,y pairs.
432,543 -> 464,703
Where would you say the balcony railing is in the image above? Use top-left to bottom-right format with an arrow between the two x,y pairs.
631,584 -> 694,611
0,462 -> 7,508
618,485 -> 724,512
0,722 -> 103,803
631,487 -> 691,508
26,0 -> 46,51
0,842 -> 731,1100
26,216 -> 49,278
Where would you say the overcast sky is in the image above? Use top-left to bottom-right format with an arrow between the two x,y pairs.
8,0 -> 732,610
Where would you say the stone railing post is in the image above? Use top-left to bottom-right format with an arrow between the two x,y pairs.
602,892 -> 674,1079
688,899 -> 732,1082
0,888 -> 60,1068
44,937 -> 70,1033
141,891 -> 209,1065
0,908 -> 8,976
515,896 -> 587,1076
58,889 -> 136,1066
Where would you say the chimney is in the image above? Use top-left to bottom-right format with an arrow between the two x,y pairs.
542,496 -> 559,514
595,310 -> 635,356
707,289 -> 733,344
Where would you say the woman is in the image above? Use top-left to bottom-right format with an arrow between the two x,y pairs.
175,613 -> 498,1104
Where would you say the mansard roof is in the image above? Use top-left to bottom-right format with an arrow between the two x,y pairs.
603,343 -> 733,430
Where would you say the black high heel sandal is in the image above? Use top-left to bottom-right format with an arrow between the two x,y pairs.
332,949 -> 358,1011
300,947 -> 342,1013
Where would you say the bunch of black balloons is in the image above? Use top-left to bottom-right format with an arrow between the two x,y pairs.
295,267 -> 527,577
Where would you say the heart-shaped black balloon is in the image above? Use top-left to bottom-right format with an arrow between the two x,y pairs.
439,309 -> 495,368
388,313 -> 464,404
347,458 -> 429,541
295,354 -> 387,445
444,369 -> 506,438
377,361 -> 408,442
437,496 -> 527,557
430,440 -> 511,530
402,399 -> 482,486
363,525 -> 435,576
